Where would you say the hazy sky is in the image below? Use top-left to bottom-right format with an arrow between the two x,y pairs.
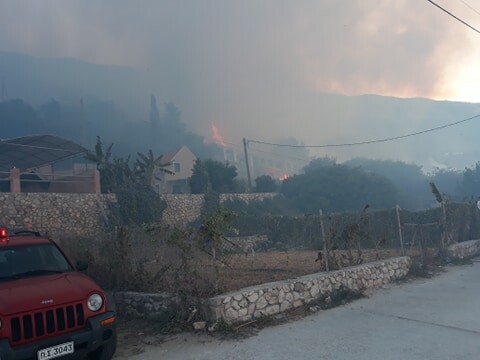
1,0 -> 480,167
2,1 -> 478,97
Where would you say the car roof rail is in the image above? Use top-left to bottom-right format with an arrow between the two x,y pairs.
13,230 -> 41,237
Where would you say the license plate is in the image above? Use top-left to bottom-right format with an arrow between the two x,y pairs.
37,341 -> 74,360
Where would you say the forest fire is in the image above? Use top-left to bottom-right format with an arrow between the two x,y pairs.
211,122 -> 226,147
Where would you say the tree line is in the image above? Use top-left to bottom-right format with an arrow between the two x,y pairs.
192,156 -> 480,214
0,97 -> 221,161
4,97 -> 480,214
89,132 -> 480,215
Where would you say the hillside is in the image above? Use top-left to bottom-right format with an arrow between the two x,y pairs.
2,51 -> 480,170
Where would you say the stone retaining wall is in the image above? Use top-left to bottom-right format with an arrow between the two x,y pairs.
114,291 -> 182,323
160,193 -> 276,227
113,257 -> 411,325
0,192 -> 115,237
160,194 -> 205,227
0,192 -> 277,235
219,193 -> 277,204
447,239 -> 480,259
206,256 -> 411,324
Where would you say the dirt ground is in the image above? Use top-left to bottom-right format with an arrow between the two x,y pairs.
114,318 -> 177,359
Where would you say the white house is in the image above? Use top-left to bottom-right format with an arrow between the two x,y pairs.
155,146 -> 197,194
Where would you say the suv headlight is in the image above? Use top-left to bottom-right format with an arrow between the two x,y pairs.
87,293 -> 103,312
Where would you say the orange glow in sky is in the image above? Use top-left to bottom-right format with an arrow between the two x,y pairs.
442,44 -> 480,103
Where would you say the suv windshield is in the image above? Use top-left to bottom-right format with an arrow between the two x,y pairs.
0,244 -> 73,281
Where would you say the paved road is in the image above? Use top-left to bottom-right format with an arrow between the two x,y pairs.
127,260 -> 480,360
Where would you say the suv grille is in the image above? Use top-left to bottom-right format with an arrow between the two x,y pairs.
10,304 -> 85,343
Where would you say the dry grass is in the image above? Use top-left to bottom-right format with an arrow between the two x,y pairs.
217,248 -> 422,293
58,232 -> 434,295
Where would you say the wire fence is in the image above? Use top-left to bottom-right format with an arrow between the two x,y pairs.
60,201 -> 480,296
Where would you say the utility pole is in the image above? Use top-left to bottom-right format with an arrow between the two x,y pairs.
319,209 -> 329,271
80,98 -> 87,147
395,205 -> 405,255
243,138 -> 252,191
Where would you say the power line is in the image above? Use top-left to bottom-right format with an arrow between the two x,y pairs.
202,134 -> 311,162
247,147 -> 310,163
458,0 -> 480,17
0,141 -> 85,153
248,114 -> 480,148
425,0 -> 480,34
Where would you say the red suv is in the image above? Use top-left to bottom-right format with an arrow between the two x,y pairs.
0,228 -> 117,360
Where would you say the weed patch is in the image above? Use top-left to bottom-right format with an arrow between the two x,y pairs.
322,286 -> 365,308
448,257 -> 473,266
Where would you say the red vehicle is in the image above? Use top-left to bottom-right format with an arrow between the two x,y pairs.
0,228 -> 117,360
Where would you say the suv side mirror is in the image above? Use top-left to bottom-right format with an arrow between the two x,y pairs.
76,260 -> 89,271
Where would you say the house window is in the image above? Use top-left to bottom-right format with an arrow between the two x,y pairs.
174,162 -> 181,173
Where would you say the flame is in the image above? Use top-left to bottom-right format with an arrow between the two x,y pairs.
211,122 -> 226,147
279,173 -> 289,181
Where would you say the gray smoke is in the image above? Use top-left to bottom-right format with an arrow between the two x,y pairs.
0,0 -> 477,168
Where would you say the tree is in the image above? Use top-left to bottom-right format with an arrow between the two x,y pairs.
163,102 -> 184,132
0,99 -> 44,138
189,159 -> 210,194
85,138 -> 166,225
303,156 -> 337,173
85,136 -> 115,192
460,162 -> 480,199
344,157 -> 429,210
109,157 -> 135,188
164,102 -> 179,119
189,159 -> 238,193
254,175 -> 277,192
85,136 -> 113,170
429,168 -> 462,200
135,149 -> 173,188
280,164 -> 399,213
204,159 -> 237,193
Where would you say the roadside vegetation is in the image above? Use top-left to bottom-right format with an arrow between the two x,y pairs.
60,139 -> 480,296
55,138 -> 480,340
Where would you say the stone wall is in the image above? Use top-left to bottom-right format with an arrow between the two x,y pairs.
206,256 -> 411,324
113,257 -> 411,325
114,291 -> 182,323
0,192 -> 115,238
447,239 -> 480,260
160,194 -> 205,227
0,192 -> 277,237
219,193 -> 277,204
160,193 -> 276,227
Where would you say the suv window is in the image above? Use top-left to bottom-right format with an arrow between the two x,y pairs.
0,244 -> 73,280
